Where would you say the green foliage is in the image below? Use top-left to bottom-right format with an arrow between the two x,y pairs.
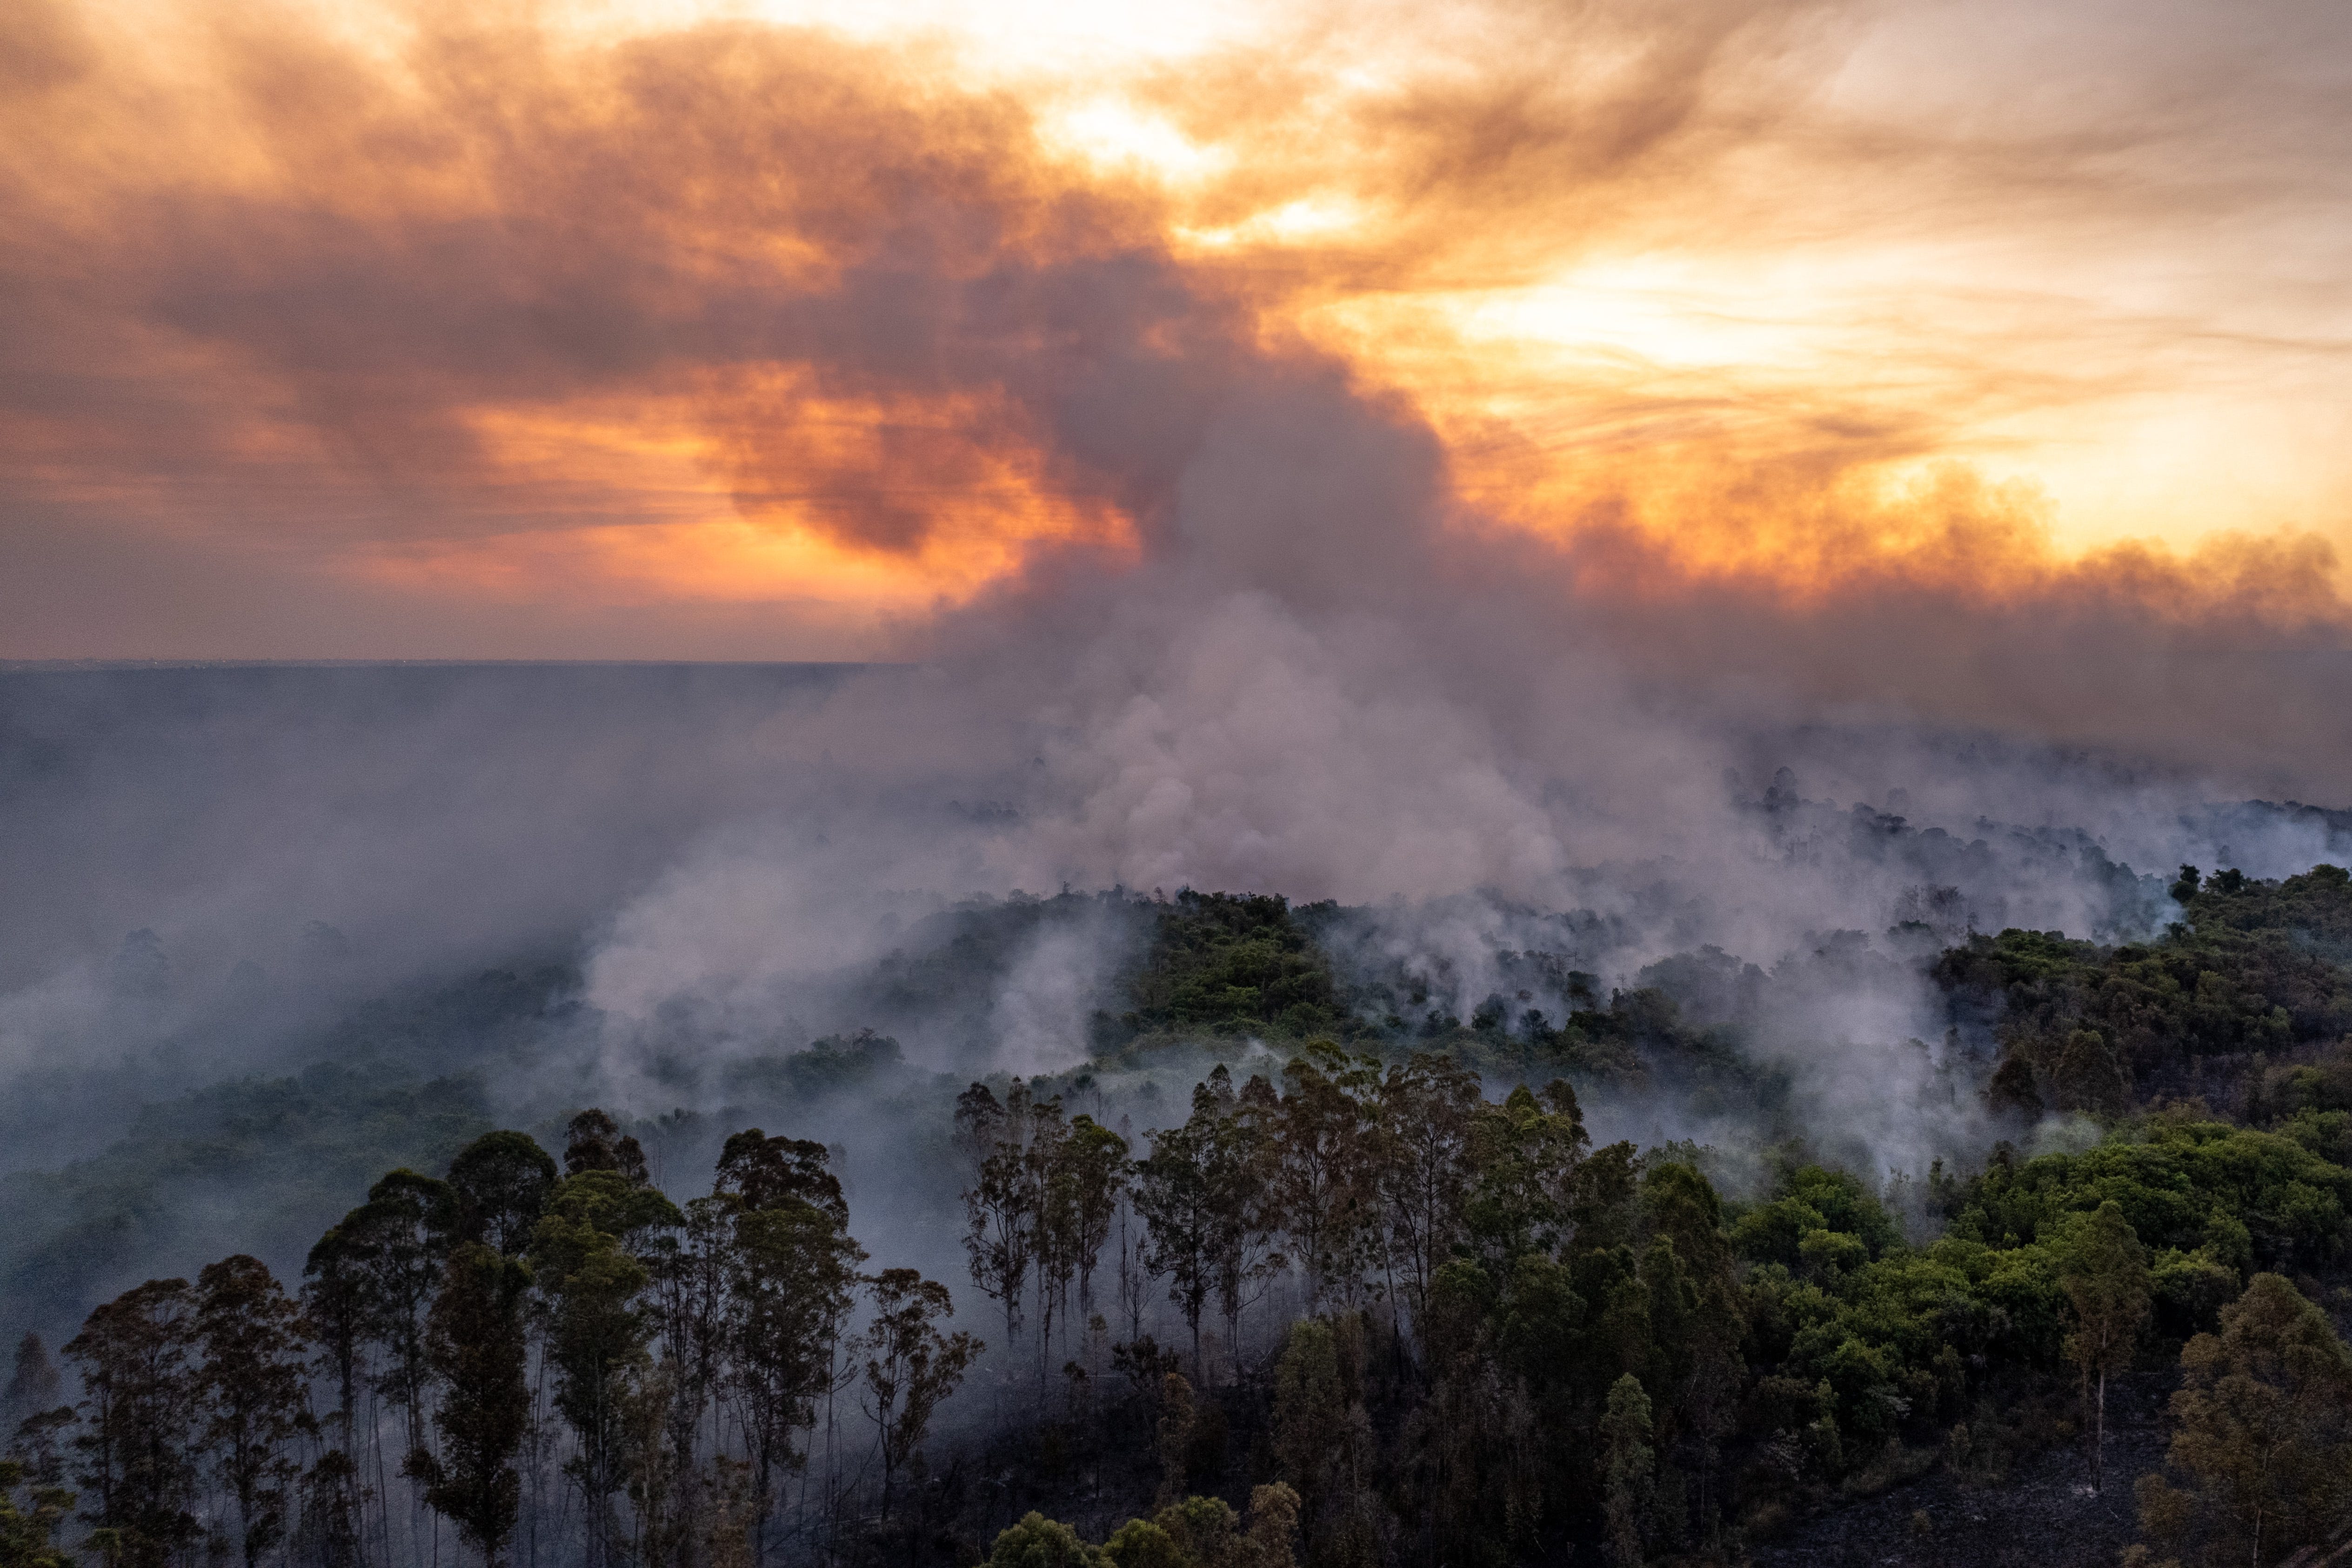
721,1030 -> 907,1105
2136,1274 -> 2352,1566
0,1461 -> 73,1568
988,1512 -> 1105,1568
410,1242 -> 532,1566
1949,1120 -> 2352,1275
1107,894 -> 1355,1044
1941,865 -> 2352,1114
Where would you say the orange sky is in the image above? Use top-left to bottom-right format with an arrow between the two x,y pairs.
3,0 -> 2349,658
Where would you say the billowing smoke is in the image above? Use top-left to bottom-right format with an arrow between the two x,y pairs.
3,0 -> 2352,1343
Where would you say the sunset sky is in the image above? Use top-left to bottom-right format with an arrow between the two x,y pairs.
4,0 -> 2349,660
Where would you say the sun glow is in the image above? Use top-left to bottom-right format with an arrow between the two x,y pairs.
8,0 -> 2351,656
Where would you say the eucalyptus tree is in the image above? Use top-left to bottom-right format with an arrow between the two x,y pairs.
531,1170 -> 682,1568
447,1132 -> 559,1258
1376,1054 -> 1483,1331
1134,1100 -> 1221,1382
410,1243 -> 533,1568
1211,1072 -> 1287,1372
1270,1045 -> 1381,1314
337,1169 -> 456,1461
1058,1114 -> 1131,1322
957,1083 -> 1038,1351
63,1279 -> 200,1568
715,1131 -> 863,1567
2058,1201 -> 2151,1494
194,1254 -> 314,1568
857,1269 -> 981,1519
564,1109 -> 650,1187
644,1194 -> 733,1561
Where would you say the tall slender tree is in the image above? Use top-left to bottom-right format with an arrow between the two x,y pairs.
959,1084 -> 1037,1351
1376,1054 -> 1482,1333
1271,1046 -> 1380,1314
857,1270 -> 981,1519
2058,1201 -> 2150,1494
409,1244 -> 532,1568
644,1195 -> 732,1565
531,1171 -> 680,1568
194,1255 -> 314,1568
338,1170 -> 456,1461
1135,1105 -> 1221,1382
64,1280 -> 200,1568
715,1133 -> 863,1566
1211,1073 -> 1286,1373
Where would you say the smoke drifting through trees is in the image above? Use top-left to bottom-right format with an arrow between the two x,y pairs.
19,862 -> 2352,1567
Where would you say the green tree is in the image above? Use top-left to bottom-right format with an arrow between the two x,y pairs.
63,1280 -> 199,1568
2058,1201 -> 2152,1493
408,1243 -> 532,1568
644,1193 -> 732,1560
1601,1374 -> 1653,1568
194,1255 -> 313,1568
1271,1319 -> 1371,1568
985,1512 -> 1101,1568
531,1171 -> 678,1568
1270,1046 -> 1379,1314
958,1083 -> 1038,1351
1463,1082 -> 1589,1271
718,1134 -> 862,1565
1056,1115 -> 1131,1326
1135,1107 -> 1221,1381
857,1268 -> 981,1517
562,1109 -> 649,1187
446,1132 -> 558,1257
1204,1069 -> 1284,1374
337,1169 -> 455,1460
0,1459 -> 73,1568
1375,1053 -> 1482,1331
2137,1274 -> 2352,1566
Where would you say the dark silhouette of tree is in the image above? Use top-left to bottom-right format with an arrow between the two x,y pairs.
1135,1100 -> 1221,1382
338,1169 -> 455,1461
447,1132 -> 558,1257
1059,1115 -> 1131,1324
857,1269 -> 981,1518
716,1132 -> 862,1565
644,1194 -> 731,1564
1209,1071 -> 1285,1373
1601,1375 -> 1653,1568
64,1279 -> 199,1568
563,1109 -> 649,1188
958,1083 -> 1037,1351
194,1255 -> 313,1568
408,1243 -> 532,1568
1029,1094 -> 1075,1380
